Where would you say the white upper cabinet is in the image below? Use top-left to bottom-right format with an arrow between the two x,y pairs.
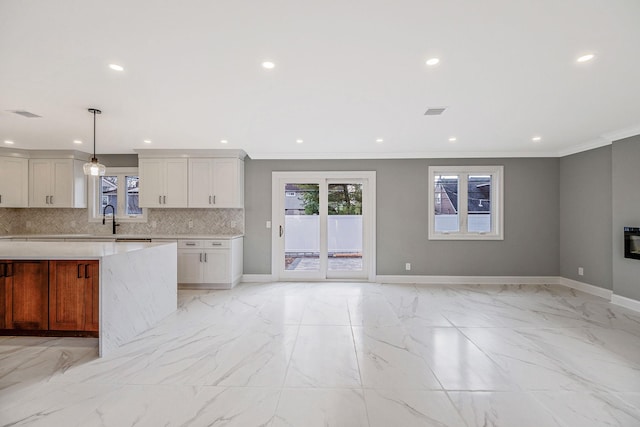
0,156 -> 28,207
138,158 -> 188,208
188,158 -> 244,208
28,158 -> 87,208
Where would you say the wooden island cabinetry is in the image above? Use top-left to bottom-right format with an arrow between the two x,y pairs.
49,260 -> 99,332
0,260 -> 99,335
0,260 -> 49,330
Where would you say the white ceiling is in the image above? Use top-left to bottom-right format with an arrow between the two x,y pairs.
1,0 -> 640,159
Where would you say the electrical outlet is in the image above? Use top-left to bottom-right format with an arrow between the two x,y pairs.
578,267 -> 584,276
230,221 -> 236,228
405,263 -> 411,271
188,220 -> 194,229
266,221 -> 272,229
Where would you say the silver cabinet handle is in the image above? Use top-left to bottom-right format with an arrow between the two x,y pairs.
50,195 -> 53,204
199,253 -> 203,262
213,195 -> 216,204
159,195 -> 162,204
279,225 -> 283,237
185,242 -> 196,246
204,253 -> 208,262
46,195 -> 50,204
209,195 -> 212,204
163,195 -> 166,204
0,194 -> 2,204
211,242 -> 222,246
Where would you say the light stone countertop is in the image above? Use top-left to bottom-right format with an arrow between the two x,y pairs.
0,241 -> 175,260
0,234 -> 244,240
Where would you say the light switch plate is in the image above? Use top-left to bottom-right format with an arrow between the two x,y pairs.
266,221 -> 272,229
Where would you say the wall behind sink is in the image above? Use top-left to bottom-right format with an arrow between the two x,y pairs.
0,208 -> 244,236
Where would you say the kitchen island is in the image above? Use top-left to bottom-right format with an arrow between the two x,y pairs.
0,241 -> 177,357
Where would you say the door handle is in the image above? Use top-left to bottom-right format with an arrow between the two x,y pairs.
0,263 -> 5,278
85,264 -> 90,278
199,253 -> 203,262
159,195 -> 162,204
213,195 -> 216,204
0,194 -> 2,204
279,225 -> 283,237
46,195 -> 50,204
163,195 -> 166,204
209,195 -> 212,204
50,195 -> 54,204
77,263 -> 83,278
204,253 -> 207,262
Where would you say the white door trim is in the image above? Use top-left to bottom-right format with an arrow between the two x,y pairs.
271,171 -> 376,282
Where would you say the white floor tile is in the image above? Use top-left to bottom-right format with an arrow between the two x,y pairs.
273,388 -> 369,427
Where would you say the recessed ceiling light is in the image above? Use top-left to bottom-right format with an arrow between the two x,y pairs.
143,139 -> 152,144
577,54 -> 595,63
73,140 -> 82,144
375,138 -> 384,144
109,63 -> 124,71
296,139 -> 303,144
261,61 -> 275,69
426,58 -> 440,66
532,136 -> 542,142
448,137 -> 457,142
220,139 -> 228,144
4,140 -> 14,145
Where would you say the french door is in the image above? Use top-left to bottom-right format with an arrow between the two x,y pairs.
272,172 -> 376,281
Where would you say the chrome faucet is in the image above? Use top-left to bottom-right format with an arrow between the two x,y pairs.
102,204 -> 120,234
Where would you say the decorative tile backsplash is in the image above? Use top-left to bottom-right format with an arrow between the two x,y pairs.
0,208 -> 244,236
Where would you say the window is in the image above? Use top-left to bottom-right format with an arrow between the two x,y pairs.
428,166 -> 503,240
89,168 -> 147,222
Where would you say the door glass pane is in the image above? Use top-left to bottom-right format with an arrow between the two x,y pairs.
284,184 -> 320,271
327,183 -> 363,271
126,176 -> 142,215
434,175 -> 459,232
468,175 -> 492,233
100,176 -> 117,215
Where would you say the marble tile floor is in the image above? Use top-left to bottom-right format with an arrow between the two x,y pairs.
2,282 -> 640,426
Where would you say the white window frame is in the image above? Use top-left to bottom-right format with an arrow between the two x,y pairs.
428,165 -> 504,240
88,167 -> 147,223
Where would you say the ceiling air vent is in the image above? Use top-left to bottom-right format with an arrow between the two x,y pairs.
424,107 -> 447,116
11,110 -> 42,118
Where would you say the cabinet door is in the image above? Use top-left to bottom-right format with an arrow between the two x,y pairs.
202,250 -> 230,284
29,159 -> 52,207
50,159 -> 73,207
164,159 -> 188,207
84,261 -> 99,332
49,261 -> 88,331
177,250 -> 203,284
139,159 -> 164,207
0,157 -> 28,207
0,261 -> 8,328
212,159 -> 239,208
3,261 -> 49,330
188,159 -> 214,207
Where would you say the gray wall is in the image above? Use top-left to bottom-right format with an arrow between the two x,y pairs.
244,157 -> 560,276
559,146 -> 612,289
612,135 -> 640,300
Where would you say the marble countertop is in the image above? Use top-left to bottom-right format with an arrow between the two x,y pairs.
0,241 -> 176,260
0,233 -> 244,240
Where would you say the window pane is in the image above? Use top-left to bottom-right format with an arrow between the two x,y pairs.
467,175 -> 491,233
434,175 -> 459,232
327,183 -> 363,271
100,176 -> 118,215
126,176 -> 142,215
284,183 -> 320,271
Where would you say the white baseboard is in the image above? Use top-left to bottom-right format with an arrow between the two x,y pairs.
557,277 -> 613,300
241,274 -> 275,283
611,294 -> 640,312
375,275 -> 560,285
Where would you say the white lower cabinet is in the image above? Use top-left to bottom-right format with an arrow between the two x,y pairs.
177,238 -> 242,288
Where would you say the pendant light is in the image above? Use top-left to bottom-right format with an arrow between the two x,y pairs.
83,108 -> 106,176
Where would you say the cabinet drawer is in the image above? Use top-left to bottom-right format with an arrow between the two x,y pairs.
178,240 -> 203,248
203,240 -> 230,249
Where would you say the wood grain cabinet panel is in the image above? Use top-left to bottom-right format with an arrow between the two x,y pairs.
1,260 -> 49,330
49,260 -> 99,331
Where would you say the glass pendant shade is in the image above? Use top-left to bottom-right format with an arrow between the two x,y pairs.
83,157 -> 106,176
84,108 -> 105,176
